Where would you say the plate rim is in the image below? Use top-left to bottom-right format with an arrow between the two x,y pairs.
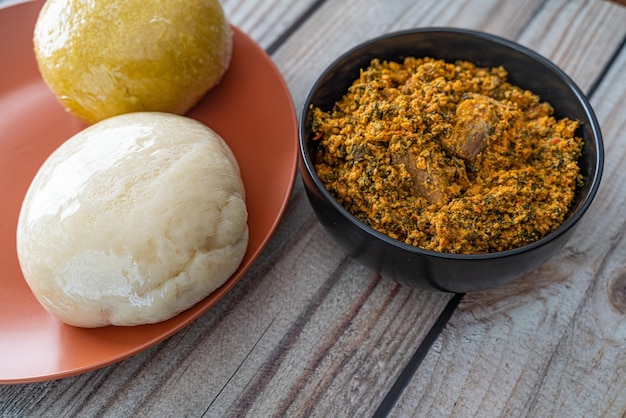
0,0 -> 298,384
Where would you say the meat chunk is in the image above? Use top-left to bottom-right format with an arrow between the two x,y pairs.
441,94 -> 508,161
392,148 -> 468,206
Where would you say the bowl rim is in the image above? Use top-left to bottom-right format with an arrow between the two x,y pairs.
299,27 -> 604,260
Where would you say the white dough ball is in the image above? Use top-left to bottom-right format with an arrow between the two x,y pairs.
16,112 -> 248,327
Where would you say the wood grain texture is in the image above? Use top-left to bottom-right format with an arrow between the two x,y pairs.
392,2 -> 626,415
517,0 -> 626,92
273,0 -> 547,117
221,0 -> 318,50
1,0 -> 626,416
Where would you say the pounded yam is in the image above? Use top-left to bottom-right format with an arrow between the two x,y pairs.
16,112 -> 248,327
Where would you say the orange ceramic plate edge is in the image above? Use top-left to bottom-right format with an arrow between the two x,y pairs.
0,0 -> 298,384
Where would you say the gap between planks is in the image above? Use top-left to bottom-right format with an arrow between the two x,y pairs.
258,0 -> 626,416
258,3 -> 470,415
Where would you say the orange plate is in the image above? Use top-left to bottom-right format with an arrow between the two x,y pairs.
0,0 -> 298,384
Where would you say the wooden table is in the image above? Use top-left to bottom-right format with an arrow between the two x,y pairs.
2,0 -> 626,416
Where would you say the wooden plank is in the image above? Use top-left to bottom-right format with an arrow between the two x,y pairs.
0,0 -> 320,415
195,1 -> 620,417
517,0 -> 626,92
391,1 -> 626,415
521,40 -> 626,418
1,1 -> 624,418
273,0 -> 547,116
0,0 -> 538,416
221,0 -> 318,50
0,0 -> 569,416
203,0 -> 575,416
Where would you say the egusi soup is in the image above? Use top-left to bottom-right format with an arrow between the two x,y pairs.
311,57 -> 582,254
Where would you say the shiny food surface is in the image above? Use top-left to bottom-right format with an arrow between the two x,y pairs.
0,0 -> 297,383
2,0 -> 626,416
17,113 -> 248,328
34,0 -> 232,123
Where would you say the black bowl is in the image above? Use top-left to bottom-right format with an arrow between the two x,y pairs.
298,28 -> 604,293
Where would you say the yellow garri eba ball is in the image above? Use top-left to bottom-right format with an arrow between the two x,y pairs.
33,0 -> 232,124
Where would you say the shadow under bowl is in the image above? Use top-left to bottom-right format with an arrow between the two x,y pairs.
298,28 -> 604,293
